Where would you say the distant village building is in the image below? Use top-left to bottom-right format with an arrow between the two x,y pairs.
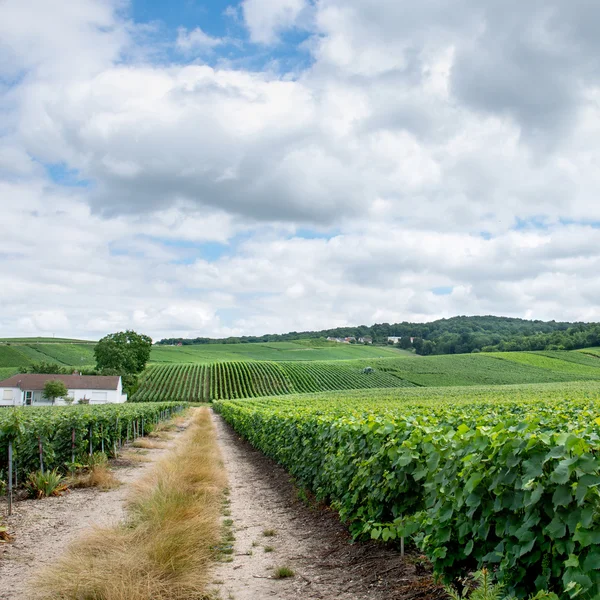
387,336 -> 415,344
327,336 -> 372,344
0,374 -> 127,407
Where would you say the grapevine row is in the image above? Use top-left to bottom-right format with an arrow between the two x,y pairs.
1,401 -> 186,479
131,360 -> 412,402
214,383 -> 600,598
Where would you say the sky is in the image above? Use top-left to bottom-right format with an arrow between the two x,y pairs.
2,1 -> 600,341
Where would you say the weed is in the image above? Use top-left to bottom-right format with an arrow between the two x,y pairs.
85,451 -> 108,468
262,529 -> 277,537
445,569 -> 558,600
69,466 -> 120,490
25,469 -> 67,499
0,523 -> 13,543
273,566 -> 295,579
264,546 -> 274,553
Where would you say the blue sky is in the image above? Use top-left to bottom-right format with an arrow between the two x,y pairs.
126,0 -> 313,73
2,0 -> 600,340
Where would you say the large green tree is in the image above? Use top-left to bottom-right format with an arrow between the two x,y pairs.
94,330 -> 152,374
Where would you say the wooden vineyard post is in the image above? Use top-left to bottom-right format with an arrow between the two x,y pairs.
71,428 -> 76,463
101,424 -> 105,454
400,537 -> 404,557
89,425 -> 93,456
38,436 -> 44,474
7,440 -> 13,516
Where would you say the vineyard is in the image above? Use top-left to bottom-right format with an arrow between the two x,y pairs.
0,402 -> 185,479
148,340 -> 406,363
214,381 -> 600,598
131,351 -> 600,402
0,342 -> 96,369
131,360 -> 413,402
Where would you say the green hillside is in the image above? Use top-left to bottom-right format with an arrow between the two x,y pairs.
0,342 -> 97,379
132,350 -> 600,402
0,337 -> 95,343
148,340 -> 408,363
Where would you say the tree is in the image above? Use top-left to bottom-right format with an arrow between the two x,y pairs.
43,380 -> 68,405
399,336 -> 412,350
94,330 -> 152,374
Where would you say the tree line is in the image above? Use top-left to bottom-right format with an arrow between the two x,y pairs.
158,316 -> 600,356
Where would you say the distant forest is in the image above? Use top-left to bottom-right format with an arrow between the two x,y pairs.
158,315 -> 600,356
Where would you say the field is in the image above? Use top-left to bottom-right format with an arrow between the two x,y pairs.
5,336 -> 600,597
0,339 -> 409,381
215,380 -> 600,597
0,337 -> 95,344
131,360 -> 416,402
0,342 -> 97,375
148,340 -> 408,363
132,350 -> 600,402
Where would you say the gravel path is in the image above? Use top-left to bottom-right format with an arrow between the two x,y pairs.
210,412 -> 443,600
0,424 -> 189,600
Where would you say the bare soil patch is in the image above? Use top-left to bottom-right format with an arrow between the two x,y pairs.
210,412 -> 445,600
0,421 -> 190,600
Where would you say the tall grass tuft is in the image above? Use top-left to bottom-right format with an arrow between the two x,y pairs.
33,408 -> 226,600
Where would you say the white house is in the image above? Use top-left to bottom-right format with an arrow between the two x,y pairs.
0,374 -> 127,407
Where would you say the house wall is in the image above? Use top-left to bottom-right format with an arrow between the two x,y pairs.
0,387 -> 21,406
54,385 -> 126,405
0,380 -> 127,406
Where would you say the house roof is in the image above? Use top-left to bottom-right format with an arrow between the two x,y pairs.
0,374 -> 120,391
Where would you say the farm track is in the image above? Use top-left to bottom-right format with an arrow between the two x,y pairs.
0,418 -> 192,599
210,412 -> 443,600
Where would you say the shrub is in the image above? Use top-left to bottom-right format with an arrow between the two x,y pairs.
25,469 -> 67,499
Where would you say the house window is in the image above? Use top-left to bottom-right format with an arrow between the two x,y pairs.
2,390 -> 12,401
25,391 -> 33,405
91,391 -> 108,402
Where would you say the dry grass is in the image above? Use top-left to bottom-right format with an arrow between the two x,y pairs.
34,408 -> 226,600
69,466 -> 121,490
131,438 -> 166,449
148,430 -> 173,440
121,452 -> 151,463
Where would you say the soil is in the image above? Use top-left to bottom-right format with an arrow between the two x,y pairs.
0,423 -> 190,600
210,412 -> 445,600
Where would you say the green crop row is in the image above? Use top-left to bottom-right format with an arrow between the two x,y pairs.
0,402 -> 186,478
131,360 -> 413,402
214,382 -> 600,598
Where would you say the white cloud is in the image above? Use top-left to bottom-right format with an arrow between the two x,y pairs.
241,0 -> 309,44
176,27 -> 224,52
2,0 -> 600,339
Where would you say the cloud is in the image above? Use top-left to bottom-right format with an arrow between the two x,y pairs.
2,0 -> 600,339
241,0 -> 310,44
176,27 -> 225,52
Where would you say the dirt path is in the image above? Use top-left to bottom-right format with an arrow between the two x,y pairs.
0,421 -> 190,600
210,412 -> 443,600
